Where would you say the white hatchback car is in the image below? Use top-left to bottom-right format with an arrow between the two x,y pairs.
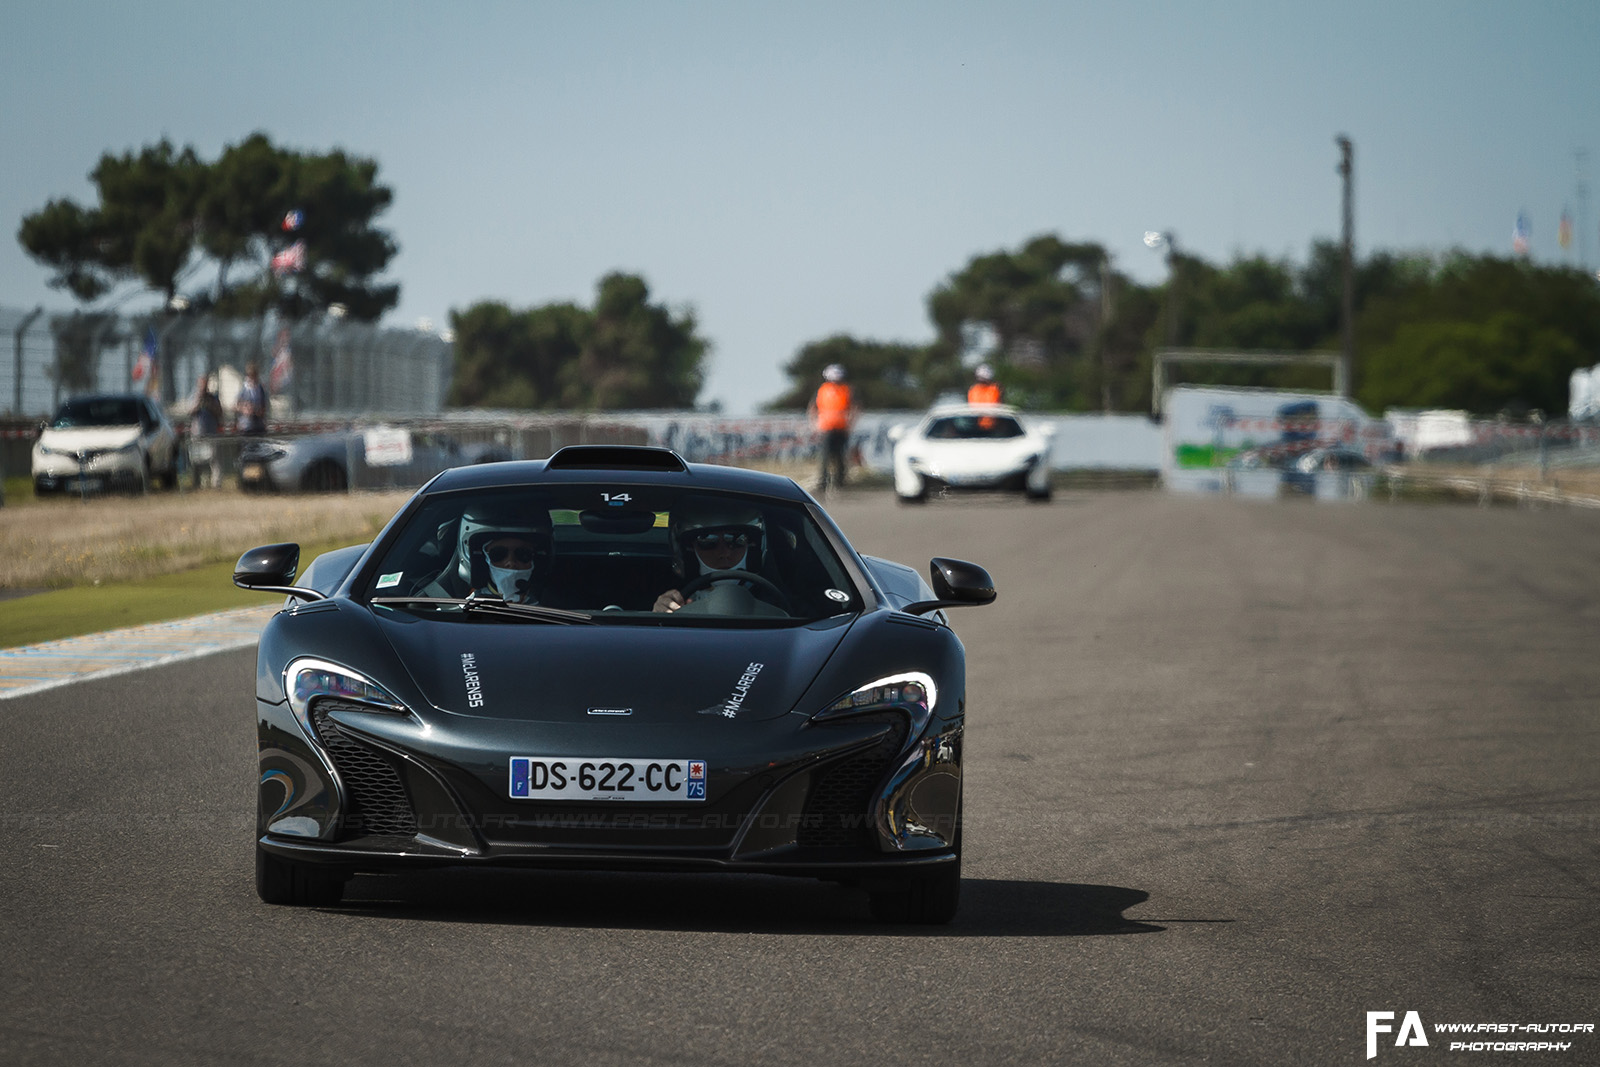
888,404 -> 1054,503
32,393 -> 180,496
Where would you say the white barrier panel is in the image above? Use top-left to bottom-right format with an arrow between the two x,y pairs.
618,411 -> 1164,472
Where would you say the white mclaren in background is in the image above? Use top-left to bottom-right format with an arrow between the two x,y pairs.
888,404 -> 1054,504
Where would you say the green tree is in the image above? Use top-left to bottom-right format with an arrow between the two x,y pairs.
926,234 -> 1115,409
1357,255 -> 1600,414
18,139 -> 204,306
18,133 -> 400,322
764,335 -> 951,411
449,273 -> 707,410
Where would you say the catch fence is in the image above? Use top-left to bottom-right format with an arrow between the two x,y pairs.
0,304 -> 451,418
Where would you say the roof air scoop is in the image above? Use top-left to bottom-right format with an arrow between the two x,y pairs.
545,445 -> 689,472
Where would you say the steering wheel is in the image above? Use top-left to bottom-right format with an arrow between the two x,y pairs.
678,569 -> 792,613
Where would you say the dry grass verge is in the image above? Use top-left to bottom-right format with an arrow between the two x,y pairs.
0,487 -> 413,591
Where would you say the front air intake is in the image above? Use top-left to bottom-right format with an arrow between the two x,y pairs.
311,700 -> 419,839
544,445 -> 688,472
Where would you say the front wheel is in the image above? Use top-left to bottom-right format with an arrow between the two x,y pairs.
868,854 -> 961,924
256,844 -> 346,906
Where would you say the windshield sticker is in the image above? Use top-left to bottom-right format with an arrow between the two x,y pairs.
700,661 -> 764,719
825,588 -> 849,603
377,572 -> 403,589
461,652 -> 484,708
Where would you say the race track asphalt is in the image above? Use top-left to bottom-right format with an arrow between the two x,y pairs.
1,489 -> 1596,1066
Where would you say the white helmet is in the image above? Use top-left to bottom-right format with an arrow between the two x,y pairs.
975,363 -> 995,382
669,496 -> 764,579
456,501 -> 551,596
823,363 -> 846,382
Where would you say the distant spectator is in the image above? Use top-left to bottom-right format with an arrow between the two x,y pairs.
968,363 -> 1002,405
188,373 -> 224,488
807,363 -> 857,492
235,362 -> 268,435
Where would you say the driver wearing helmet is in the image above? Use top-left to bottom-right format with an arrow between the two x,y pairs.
432,501 -> 551,604
653,497 -> 769,613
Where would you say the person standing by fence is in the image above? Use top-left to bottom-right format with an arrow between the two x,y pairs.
234,362 -> 268,435
807,363 -> 857,492
188,373 -> 224,488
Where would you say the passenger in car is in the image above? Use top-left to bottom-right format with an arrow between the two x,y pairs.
422,502 -> 552,604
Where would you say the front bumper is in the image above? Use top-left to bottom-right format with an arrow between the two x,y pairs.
32,450 -> 143,492
901,459 -> 1045,495
258,697 -> 964,875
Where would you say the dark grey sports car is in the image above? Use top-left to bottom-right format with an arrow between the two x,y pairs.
235,445 -> 994,922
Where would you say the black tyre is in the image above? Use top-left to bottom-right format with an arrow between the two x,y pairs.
256,844 -> 346,906
1025,485 -> 1052,503
302,461 -> 348,493
868,853 -> 961,924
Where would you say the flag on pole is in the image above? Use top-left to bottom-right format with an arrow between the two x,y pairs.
270,327 -> 293,392
1559,210 -> 1573,250
132,326 -> 157,387
1513,211 -> 1531,255
271,240 -> 306,276
282,209 -> 304,232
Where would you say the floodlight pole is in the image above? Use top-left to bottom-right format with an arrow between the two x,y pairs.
1337,135 -> 1355,399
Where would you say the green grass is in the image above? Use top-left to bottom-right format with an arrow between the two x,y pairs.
0,536 -> 359,648
3,475 -> 33,505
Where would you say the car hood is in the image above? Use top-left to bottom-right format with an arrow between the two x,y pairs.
376,611 -> 854,723
38,427 -> 140,452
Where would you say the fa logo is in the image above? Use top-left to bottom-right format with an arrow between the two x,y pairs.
1366,1011 -> 1428,1059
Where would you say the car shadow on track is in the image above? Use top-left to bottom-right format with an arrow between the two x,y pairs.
329,869 -> 1166,937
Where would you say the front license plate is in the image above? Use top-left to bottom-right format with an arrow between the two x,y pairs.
240,463 -> 264,483
508,757 -> 707,801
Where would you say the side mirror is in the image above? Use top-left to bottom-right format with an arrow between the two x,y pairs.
903,557 -> 996,615
233,542 -> 326,602
887,424 -> 907,443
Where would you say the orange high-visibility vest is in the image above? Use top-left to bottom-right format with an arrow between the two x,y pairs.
968,382 -> 1001,405
814,382 -> 853,431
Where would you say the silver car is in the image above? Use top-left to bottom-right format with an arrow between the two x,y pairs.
238,426 -> 512,493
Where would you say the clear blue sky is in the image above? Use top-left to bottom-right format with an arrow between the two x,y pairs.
3,1 -> 1596,413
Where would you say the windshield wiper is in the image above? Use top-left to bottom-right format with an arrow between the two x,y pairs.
369,595 -> 595,625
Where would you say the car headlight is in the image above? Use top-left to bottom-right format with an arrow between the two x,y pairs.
285,657 -> 406,720
813,671 -> 938,723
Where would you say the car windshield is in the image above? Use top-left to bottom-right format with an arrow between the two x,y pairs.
360,484 -> 862,625
52,397 -> 142,429
925,414 -> 1024,440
